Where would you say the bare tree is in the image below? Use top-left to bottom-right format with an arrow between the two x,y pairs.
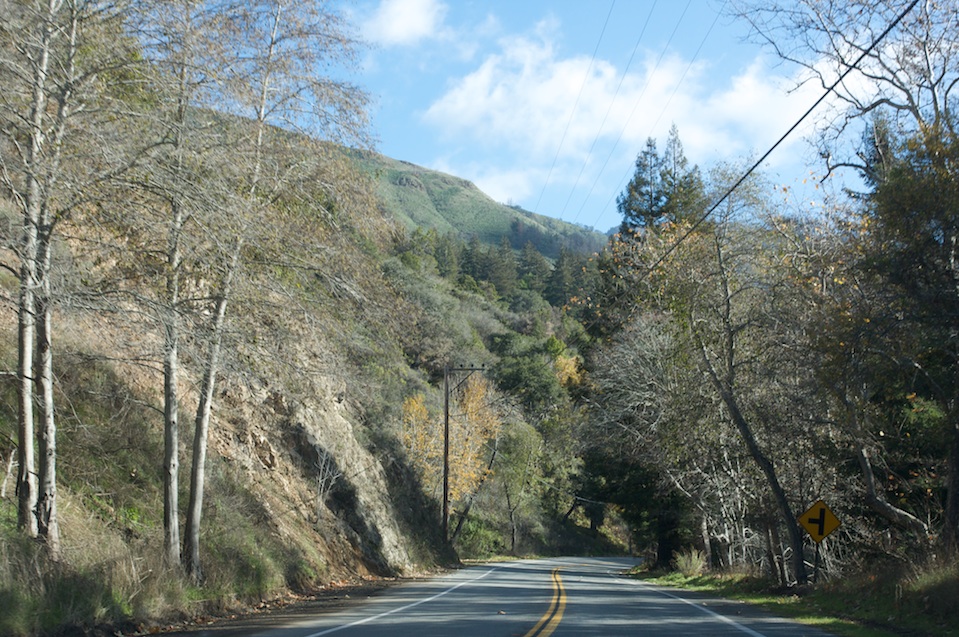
132,0 -> 238,567
731,0 -> 958,169
0,0 -> 142,554
182,0 -> 371,579
732,0 -> 959,548
689,225 -> 809,584
595,163 -> 825,582
771,211 -> 931,538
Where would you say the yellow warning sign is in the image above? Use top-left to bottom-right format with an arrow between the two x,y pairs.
799,500 -> 841,544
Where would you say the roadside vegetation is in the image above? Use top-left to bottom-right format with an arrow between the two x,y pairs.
634,558 -> 959,637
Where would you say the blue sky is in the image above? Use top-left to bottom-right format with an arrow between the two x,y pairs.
347,0 -> 828,232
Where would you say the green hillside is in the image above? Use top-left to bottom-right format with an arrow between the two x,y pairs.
350,150 -> 608,259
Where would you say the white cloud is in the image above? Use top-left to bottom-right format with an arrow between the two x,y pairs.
425,28 -> 827,196
413,13 -> 846,230
364,0 -> 448,47
692,59 -> 824,168
433,37 -> 816,159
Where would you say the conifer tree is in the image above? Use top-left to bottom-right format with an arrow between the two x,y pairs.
519,241 -> 551,294
617,126 -> 704,231
488,237 -> 518,298
617,138 -> 664,230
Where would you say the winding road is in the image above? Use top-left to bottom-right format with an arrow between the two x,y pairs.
167,557 -> 834,637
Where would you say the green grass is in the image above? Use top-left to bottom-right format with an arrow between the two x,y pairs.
633,562 -> 959,637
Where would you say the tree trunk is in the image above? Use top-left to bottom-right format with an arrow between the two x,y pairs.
697,327 -> 809,584
837,395 -> 930,537
31,0 -> 82,561
506,487 -> 517,554
700,515 -> 712,569
185,246 -> 238,579
1,447 -> 15,500
944,418 -> 959,552
15,0 -> 61,540
184,308 -> 221,578
35,227 -> 60,557
17,256 -> 38,537
857,443 -> 930,537
163,310 -> 180,566
767,519 -> 787,586
163,202 -> 183,567
162,38 -> 193,567
693,232 -> 808,584
717,382 -> 808,584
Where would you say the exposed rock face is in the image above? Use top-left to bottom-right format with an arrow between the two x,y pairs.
213,374 -> 413,579
285,390 -> 413,575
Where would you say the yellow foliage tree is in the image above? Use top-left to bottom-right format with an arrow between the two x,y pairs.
402,394 -> 442,493
401,377 -> 502,508
450,376 -> 501,505
554,354 -> 583,388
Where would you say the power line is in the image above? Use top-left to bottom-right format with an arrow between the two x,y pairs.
564,0 -> 693,227
532,1 -> 616,214
593,0 -> 726,231
562,0 -> 659,225
641,0 -> 920,275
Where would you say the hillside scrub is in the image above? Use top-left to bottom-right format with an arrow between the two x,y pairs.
0,157 -> 611,634
0,7 -> 609,628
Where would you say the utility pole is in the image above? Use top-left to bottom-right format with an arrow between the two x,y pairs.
443,366 -> 449,542
442,364 -> 484,542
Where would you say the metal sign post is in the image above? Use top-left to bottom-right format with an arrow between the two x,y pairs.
798,500 -> 841,583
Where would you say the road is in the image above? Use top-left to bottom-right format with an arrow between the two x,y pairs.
166,557 -> 834,637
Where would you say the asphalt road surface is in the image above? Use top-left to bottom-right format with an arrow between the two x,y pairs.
165,557 -> 834,637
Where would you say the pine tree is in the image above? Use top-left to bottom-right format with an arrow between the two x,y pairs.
617,138 -> 665,229
488,237 -> 518,298
617,127 -> 704,231
434,233 -> 460,279
546,247 -> 578,307
519,241 -> 551,294
660,124 -> 705,224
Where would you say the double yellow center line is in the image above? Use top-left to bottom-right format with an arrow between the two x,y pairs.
524,567 -> 567,637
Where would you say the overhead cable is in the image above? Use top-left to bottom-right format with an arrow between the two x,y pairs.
561,0 -> 659,224
565,0 -> 692,226
641,0 -> 920,274
532,1 -> 616,214
594,0 -> 726,230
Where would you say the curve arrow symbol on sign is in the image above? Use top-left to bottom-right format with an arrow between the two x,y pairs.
799,500 -> 841,544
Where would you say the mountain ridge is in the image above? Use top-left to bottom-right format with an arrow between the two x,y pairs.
349,149 -> 610,259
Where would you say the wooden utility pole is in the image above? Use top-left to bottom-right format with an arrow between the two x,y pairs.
443,366 -> 449,542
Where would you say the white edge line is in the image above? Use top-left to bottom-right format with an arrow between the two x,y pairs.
303,567 -> 500,637
624,578 -> 767,637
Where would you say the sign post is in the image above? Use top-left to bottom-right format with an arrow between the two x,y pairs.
798,500 -> 841,583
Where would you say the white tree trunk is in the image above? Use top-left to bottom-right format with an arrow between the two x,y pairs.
163,189 -> 184,567
163,269 -> 181,567
1,448 -> 16,500
15,0 -> 61,539
17,252 -> 38,537
36,229 -> 60,558
185,246 -> 238,579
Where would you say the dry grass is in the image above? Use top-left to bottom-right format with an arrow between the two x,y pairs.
637,556 -> 959,637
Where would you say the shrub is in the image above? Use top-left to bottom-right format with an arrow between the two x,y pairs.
455,518 -> 506,559
904,558 -> 959,623
672,547 -> 707,577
